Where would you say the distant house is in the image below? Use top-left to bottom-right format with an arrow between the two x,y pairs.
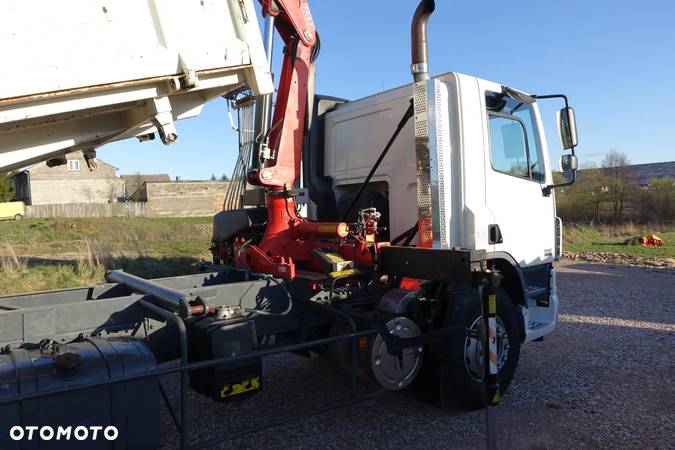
12,152 -> 125,205
120,173 -> 171,199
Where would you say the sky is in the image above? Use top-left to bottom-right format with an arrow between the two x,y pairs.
100,0 -> 675,179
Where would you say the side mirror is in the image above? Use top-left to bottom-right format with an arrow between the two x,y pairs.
559,154 -> 578,172
534,93 -> 579,196
556,107 -> 578,149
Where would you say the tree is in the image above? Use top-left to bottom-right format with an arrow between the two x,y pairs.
554,162 -> 609,223
81,186 -> 95,203
601,150 -> 635,223
639,177 -> 675,223
0,173 -> 14,202
106,179 -> 119,204
220,174 -> 230,181
579,162 -> 609,223
210,173 -> 217,181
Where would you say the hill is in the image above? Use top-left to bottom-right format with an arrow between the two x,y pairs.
629,161 -> 675,185
573,161 -> 675,186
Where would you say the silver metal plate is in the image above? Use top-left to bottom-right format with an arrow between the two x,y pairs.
370,317 -> 424,390
414,79 -> 450,248
414,81 -> 433,245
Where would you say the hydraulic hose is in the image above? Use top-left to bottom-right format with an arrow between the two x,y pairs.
339,99 -> 414,222
244,277 -> 293,316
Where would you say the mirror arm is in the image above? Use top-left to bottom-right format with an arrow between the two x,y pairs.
533,93 -> 576,197
542,166 -> 576,197
542,143 -> 577,196
532,93 -> 570,107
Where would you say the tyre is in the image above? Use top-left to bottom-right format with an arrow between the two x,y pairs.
13,214 -> 23,221
444,285 -> 522,409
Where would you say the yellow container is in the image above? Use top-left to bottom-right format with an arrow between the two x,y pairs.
0,201 -> 25,220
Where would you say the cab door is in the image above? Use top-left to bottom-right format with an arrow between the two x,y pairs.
478,80 -> 556,267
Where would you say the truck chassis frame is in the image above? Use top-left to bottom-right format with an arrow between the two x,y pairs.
0,247 -> 501,448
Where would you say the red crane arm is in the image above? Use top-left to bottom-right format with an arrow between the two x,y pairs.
253,0 -> 316,189
229,1 -> 381,280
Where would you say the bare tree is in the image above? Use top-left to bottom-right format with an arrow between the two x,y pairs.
554,161 -> 610,223
106,180 -> 118,204
81,185 -> 95,203
601,150 -> 634,223
581,162 -> 609,223
639,177 -> 675,223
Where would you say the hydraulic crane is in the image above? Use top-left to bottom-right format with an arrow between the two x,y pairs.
222,0 -> 385,280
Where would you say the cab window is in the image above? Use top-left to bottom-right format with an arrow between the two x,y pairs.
486,91 -> 545,182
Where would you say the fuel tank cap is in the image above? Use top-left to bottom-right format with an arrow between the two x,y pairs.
54,352 -> 82,379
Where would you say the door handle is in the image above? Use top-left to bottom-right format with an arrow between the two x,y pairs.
488,224 -> 503,244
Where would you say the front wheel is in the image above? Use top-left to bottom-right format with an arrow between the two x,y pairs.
445,286 -> 522,409
13,214 -> 23,221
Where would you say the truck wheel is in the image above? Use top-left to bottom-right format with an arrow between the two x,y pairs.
445,286 -> 521,409
13,214 -> 23,221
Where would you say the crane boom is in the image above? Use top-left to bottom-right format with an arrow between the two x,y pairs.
249,0 -> 316,189
228,0 -> 379,279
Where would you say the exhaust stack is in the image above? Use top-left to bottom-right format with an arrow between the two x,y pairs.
411,0 -> 448,249
411,0 -> 436,82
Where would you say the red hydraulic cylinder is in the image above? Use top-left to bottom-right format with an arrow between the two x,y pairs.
294,221 -> 349,240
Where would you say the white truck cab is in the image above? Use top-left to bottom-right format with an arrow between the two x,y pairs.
321,71 -> 573,343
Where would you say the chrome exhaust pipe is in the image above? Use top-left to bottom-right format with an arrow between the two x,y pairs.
411,0 -> 436,82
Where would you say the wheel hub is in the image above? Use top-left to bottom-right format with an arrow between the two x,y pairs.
464,316 -> 509,382
371,317 -> 424,390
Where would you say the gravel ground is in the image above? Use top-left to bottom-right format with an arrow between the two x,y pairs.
159,262 -> 675,449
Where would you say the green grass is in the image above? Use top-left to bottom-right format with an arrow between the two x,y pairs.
1,217 -> 672,296
0,217 -> 214,296
0,256 -> 204,296
0,217 -> 213,257
564,224 -> 675,259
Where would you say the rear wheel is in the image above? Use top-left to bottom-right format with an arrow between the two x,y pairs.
13,214 -> 22,221
445,286 -> 522,409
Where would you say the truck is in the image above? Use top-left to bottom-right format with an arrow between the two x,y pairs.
0,1 -> 578,448
0,201 -> 24,221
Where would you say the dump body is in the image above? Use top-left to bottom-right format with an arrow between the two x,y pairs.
0,0 -> 274,172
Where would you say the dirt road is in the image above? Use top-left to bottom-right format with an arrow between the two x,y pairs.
160,262 -> 675,449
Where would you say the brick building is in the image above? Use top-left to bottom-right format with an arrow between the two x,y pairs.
128,180 -> 229,217
12,152 -> 125,205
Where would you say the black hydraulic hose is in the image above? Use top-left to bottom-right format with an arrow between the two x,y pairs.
402,222 -> 419,247
339,99 -> 414,222
244,277 -> 293,316
311,32 -> 321,63
390,222 -> 419,246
